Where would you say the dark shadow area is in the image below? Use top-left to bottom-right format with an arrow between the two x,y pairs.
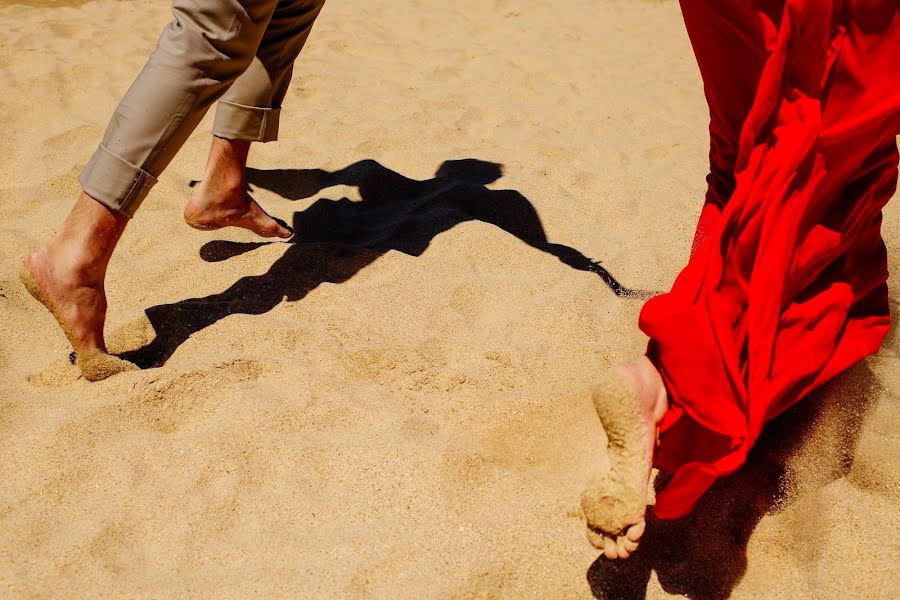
587,362 -> 883,599
882,296 -> 899,357
123,159 -> 649,368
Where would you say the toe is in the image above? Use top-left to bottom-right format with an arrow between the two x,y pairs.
586,529 -> 606,550
623,537 -> 638,553
274,224 -> 293,239
251,207 -> 292,239
253,217 -> 280,237
602,536 -> 618,560
625,518 -> 646,542
259,222 -> 289,239
615,536 -> 630,558
78,352 -> 138,382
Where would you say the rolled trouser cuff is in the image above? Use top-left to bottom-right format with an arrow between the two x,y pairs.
79,144 -> 158,218
213,100 -> 281,142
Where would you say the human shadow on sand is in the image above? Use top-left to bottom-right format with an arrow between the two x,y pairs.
586,361 -> 885,600
121,158 -> 648,368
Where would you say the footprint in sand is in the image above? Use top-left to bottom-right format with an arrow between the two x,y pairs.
27,356 -> 82,388
87,522 -> 141,576
123,359 -> 265,434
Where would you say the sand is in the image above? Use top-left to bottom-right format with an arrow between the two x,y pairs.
1,0 -> 898,598
581,369 -> 652,556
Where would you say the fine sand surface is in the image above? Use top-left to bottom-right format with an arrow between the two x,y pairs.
1,1 -> 898,598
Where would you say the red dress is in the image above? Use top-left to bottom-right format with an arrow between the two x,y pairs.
642,0 -> 900,519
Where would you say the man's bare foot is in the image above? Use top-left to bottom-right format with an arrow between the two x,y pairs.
20,194 -> 136,381
581,356 -> 668,559
183,137 -> 292,239
184,187 -> 292,239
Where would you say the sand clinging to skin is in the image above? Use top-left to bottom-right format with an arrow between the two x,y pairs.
581,369 -> 650,556
19,266 -> 137,382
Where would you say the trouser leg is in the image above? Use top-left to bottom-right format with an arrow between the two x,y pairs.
79,0 -> 281,217
213,0 -> 326,142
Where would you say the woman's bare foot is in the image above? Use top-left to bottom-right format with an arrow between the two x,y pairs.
20,194 -> 137,381
581,356 -> 668,559
183,137 -> 292,239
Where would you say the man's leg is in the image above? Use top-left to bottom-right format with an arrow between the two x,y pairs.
184,0 -> 326,237
20,195 -> 130,381
22,0 -> 282,380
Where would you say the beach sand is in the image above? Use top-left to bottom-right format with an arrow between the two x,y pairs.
1,0 -> 897,597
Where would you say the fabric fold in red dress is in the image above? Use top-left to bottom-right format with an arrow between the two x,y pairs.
641,0 -> 900,520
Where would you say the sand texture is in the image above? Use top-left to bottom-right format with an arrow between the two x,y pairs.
1,0 -> 898,598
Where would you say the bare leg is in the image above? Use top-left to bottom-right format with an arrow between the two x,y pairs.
183,137 -> 293,239
581,356 -> 667,559
21,194 -> 137,381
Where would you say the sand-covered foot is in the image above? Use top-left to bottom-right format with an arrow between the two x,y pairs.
581,356 -> 667,559
20,248 -> 136,382
184,187 -> 293,239
75,350 -> 139,382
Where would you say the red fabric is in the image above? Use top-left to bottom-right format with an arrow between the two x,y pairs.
641,0 -> 900,520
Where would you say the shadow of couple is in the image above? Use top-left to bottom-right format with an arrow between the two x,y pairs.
121,157 -> 649,368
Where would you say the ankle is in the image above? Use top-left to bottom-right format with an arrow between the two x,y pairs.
618,357 -> 668,422
641,357 -> 669,422
42,194 -> 125,284
188,181 -> 247,215
201,137 -> 250,192
40,241 -> 106,285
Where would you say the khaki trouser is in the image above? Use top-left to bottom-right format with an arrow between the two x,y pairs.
79,0 -> 326,217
